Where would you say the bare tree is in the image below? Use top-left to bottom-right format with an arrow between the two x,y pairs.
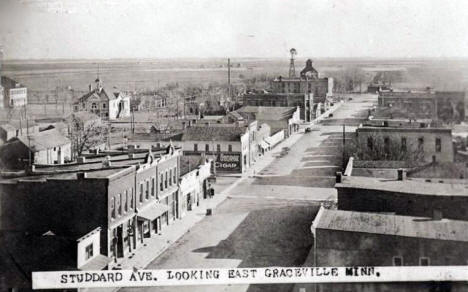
69,117 -> 106,157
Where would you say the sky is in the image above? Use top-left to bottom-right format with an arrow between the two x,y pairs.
1,0 -> 468,60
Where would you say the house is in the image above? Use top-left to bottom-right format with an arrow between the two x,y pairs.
73,78 -> 130,120
0,120 -> 39,144
1,76 -> 27,108
0,129 -> 71,168
304,206 -> 468,292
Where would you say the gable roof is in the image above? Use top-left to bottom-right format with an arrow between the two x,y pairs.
17,129 -> 70,152
313,207 -> 468,242
181,126 -> 247,142
74,88 -> 117,105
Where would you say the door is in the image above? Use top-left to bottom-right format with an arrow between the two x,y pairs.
116,225 -> 124,258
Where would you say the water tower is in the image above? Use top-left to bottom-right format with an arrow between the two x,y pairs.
289,48 -> 297,78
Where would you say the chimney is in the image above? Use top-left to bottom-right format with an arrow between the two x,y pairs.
397,168 -> 405,181
77,172 -> 88,180
336,172 -> 342,183
432,209 -> 443,221
77,156 -> 86,164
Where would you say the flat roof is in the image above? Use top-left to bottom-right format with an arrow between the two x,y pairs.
313,207 -> 468,242
336,176 -> 468,197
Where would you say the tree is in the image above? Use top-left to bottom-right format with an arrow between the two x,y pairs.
69,117 -> 106,157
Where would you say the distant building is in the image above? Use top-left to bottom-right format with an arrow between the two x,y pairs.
134,94 -> 167,111
0,128 -> 71,167
1,76 -> 27,108
308,206 -> 468,292
377,90 -> 466,123
243,59 -> 333,122
236,106 -> 300,137
69,111 -> 101,129
336,175 -> 468,221
270,59 -> 333,99
73,78 -> 130,120
356,124 -> 454,163
0,120 -> 39,144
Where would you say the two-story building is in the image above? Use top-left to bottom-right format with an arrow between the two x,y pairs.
73,78 -> 130,120
1,76 -> 27,108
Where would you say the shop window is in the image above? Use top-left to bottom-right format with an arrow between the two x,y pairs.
194,143 -> 198,151
85,243 -> 93,260
139,183 -> 144,203
228,144 -> 233,152
419,257 -> 430,266
217,144 -> 221,152
205,144 -> 209,152
435,138 -> 441,152
151,177 -> 155,196
146,180 -> 150,200
393,256 -> 403,266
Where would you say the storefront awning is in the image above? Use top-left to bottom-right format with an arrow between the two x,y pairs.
80,254 -> 111,271
137,203 -> 169,221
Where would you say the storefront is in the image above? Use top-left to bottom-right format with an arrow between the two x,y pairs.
136,202 -> 169,244
109,215 -> 137,262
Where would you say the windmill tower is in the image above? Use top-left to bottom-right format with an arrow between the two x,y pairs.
289,48 -> 297,78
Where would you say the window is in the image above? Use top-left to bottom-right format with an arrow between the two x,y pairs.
173,167 -> 176,184
419,257 -> 430,266
160,174 -> 164,191
217,144 -> 221,152
367,137 -> 373,150
418,137 -> 424,151
85,243 -> 93,260
110,197 -> 116,219
194,143 -> 198,151
393,256 -> 403,266
401,137 -> 407,152
118,193 -> 122,216
102,103 -> 106,109
228,144 -> 233,152
91,103 -> 97,110
169,169 -> 172,186
384,137 -> 390,155
145,180 -> 149,199
151,177 -> 155,196
165,171 -> 168,188
139,183 -> 144,203
205,144 -> 209,152
435,138 -> 441,152
130,188 -> 134,209
124,190 -> 128,212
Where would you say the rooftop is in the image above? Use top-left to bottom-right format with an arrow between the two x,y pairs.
181,126 -> 247,142
313,207 -> 468,242
17,129 -> 70,151
336,175 -> 468,197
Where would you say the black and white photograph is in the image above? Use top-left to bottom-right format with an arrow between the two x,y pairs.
0,0 -> 468,291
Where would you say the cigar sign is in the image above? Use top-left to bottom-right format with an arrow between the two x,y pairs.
215,153 -> 241,172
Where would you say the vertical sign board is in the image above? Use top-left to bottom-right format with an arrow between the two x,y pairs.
215,153 -> 241,173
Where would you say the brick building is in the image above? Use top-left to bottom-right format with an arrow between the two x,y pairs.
377,90 -> 466,123
0,146 -> 184,268
356,125 -> 454,163
1,76 -> 27,108
306,206 -> 468,292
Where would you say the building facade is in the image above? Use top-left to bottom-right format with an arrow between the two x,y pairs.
356,125 -> 454,163
1,76 -> 27,107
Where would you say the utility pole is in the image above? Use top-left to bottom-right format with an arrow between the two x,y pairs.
342,124 -> 346,171
228,58 -> 231,100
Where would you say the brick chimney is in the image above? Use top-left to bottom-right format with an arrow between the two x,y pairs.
336,172 -> 342,183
